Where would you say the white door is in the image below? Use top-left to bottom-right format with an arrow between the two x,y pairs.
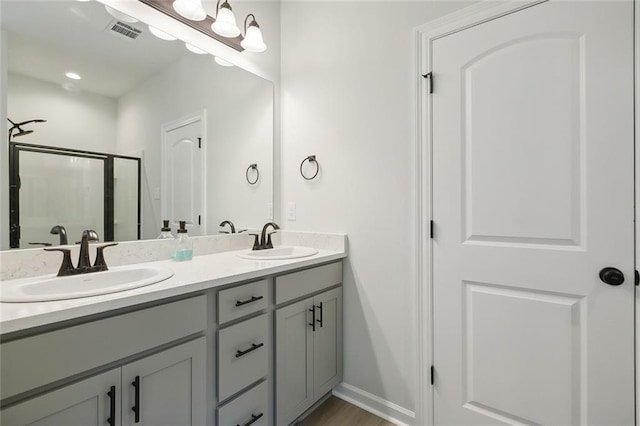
162,116 -> 204,236
431,1 -> 634,425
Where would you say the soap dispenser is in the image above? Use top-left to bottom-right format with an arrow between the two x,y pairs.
172,221 -> 193,261
157,220 -> 174,239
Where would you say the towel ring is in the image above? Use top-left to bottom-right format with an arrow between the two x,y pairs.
300,155 -> 319,180
246,163 -> 259,185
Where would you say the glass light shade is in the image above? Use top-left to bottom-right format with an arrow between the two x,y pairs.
172,0 -> 206,21
185,43 -> 207,54
149,26 -> 177,41
211,7 -> 240,38
104,5 -> 138,23
214,56 -> 234,67
241,24 -> 266,52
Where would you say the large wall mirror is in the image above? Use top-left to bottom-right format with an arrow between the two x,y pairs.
1,0 -> 274,250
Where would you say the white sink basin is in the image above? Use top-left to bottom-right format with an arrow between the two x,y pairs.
0,265 -> 174,303
237,246 -> 319,260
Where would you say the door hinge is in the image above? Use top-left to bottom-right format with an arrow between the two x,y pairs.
198,215 -> 201,225
423,72 -> 433,94
635,270 -> 639,286
430,220 -> 434,239
198,137 -> 202,149
430,365 -> 434,385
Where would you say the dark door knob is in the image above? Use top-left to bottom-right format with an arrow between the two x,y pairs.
599,267 -> 625,286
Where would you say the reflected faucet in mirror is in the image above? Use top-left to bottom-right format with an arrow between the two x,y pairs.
50,225 -> 68,246
45,230 -> 118,277
220,220 -> 236,234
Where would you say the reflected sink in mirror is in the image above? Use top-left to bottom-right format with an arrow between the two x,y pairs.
0,265 -> 174,302
237,246 -> 319,261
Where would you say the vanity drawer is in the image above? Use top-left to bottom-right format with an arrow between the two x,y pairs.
218,381 -> 268,426
275,262 -> 342,305
218,280 -> 268,324
218,314 -> 269,401
1,295 -> 207,400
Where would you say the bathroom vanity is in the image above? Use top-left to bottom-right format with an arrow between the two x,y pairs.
0,244 -> 345,426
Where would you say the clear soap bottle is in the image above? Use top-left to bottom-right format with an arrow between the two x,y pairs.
172,221 -> 193,261
157,220 -> 174,239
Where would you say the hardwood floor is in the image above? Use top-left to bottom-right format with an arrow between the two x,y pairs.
297,396 -> 394,426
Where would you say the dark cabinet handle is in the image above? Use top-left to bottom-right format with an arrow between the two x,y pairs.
107,385 -> 116,426
235,296 -> 264,307
309,306 -> 316,332
236,343 -> 264,358
316,302 -> 323,328
237,412 -> 264,426
132,375 -> 140,423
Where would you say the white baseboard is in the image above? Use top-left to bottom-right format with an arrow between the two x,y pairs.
332,382 -> 415,426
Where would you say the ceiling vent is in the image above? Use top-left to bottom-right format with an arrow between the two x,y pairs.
106,20 -> 142,41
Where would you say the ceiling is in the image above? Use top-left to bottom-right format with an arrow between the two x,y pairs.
1,1 -> 190,98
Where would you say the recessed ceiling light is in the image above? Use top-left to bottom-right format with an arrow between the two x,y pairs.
214,56 -> 234,67
104,5 -> 138,23
149,26 -> 177,41
65,72 -> 82,80
185,43 -> 207,54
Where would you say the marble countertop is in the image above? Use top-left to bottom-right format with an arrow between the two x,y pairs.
0,246 -> 346,335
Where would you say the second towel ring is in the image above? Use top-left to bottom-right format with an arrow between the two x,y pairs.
300,155 -> 319,180
246,163 -> 259,185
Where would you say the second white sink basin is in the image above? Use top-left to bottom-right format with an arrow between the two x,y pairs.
0,265 -> 174,303
237,246 -> 319,260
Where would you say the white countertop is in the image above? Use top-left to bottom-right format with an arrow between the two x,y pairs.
0,247 -> 346,335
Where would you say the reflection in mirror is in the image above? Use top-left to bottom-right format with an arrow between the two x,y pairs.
1,0 -> 273,250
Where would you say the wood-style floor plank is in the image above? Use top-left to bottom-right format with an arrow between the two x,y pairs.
297,396 -> 394,426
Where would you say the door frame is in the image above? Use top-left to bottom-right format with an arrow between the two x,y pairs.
160,110 -> 207,235
414,1 -> 636,425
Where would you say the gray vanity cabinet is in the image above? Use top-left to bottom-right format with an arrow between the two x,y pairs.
275,262 -> 343,426
0,369 -> 122,426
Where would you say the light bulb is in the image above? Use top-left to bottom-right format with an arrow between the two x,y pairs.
241,22 -> 266,52
214,56 -> 234,67
172,0 -> 206,21
211,3 -> 240,38
65,72 -> 82,80
149,26 -> 177,41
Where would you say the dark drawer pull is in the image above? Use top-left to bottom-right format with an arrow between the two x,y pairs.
235,296 -> 264,307
309,306 -> 316,332
236,343 -> 264,358
237,412 -> 264,426
107,385 -> 116,426
132,375 -> 140,423
316,302 -> 323,328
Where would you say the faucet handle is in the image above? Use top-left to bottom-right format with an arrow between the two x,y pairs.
44,247 -> 75,277
248,233 -> 261,251
94,243 -> 118,271
265,231 -> 278,249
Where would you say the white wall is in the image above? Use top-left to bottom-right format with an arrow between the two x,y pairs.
280,1 -> 473,421
7,73 -> 118,153
117,53 -> 273,239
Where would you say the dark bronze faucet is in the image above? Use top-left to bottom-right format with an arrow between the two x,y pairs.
250,222 -> 280,250
45,230 -> 117,277
219,220 -> 236,234
50,225 -> 68,245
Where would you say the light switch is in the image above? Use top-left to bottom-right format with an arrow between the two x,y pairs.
287,202 -> 296,221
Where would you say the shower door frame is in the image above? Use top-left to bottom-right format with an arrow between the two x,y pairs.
8,142 -> 142,248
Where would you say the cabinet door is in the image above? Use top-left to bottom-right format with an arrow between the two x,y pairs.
313,287 -> 343,398
0,369 -> 121,426
121,338 -> 206,426
276,297 -> 314,426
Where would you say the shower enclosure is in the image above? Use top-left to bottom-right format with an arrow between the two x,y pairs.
9,142 -> 141,249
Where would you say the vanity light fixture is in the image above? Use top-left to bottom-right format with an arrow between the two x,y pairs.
211,0 -> 240,38
149,25 -> 177,40
240,14 -> 266,53
65,72 -> 82,80
214,56 -> 234,67
104,5 -> 139,23
185,42 -> 207,54
172,0 -> 206,21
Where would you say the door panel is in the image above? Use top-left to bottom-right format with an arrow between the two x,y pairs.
432,1 -> 634,425
313,287 -> 343,398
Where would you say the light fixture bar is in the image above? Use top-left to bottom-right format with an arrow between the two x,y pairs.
137,0 -> 244,52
